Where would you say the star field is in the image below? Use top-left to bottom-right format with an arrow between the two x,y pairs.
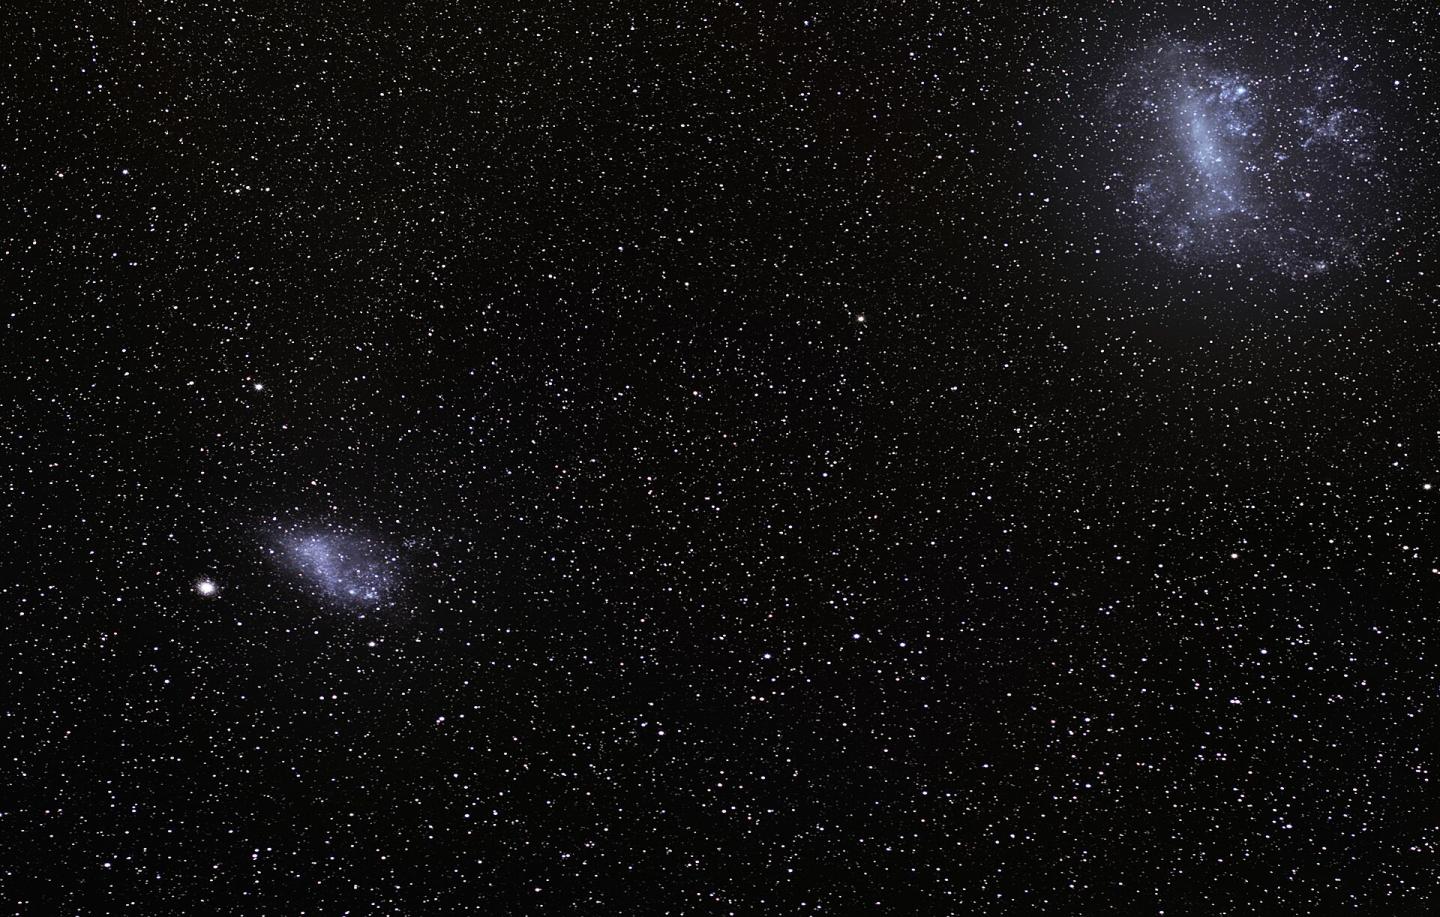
6,2 -> 1440,914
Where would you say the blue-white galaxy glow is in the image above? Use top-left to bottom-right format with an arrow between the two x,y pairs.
1104,41 -> 1397,278
268,526 -> 400,608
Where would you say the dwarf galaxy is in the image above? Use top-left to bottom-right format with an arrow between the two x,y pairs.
268,527 -> 401,608
1101,38 -> 1401,278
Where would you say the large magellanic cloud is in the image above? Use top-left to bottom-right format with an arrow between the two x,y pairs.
1103,39 -> 1399,278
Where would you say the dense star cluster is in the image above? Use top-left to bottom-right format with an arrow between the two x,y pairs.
7,2 -> 1440,915
1102,38 -> 1401,277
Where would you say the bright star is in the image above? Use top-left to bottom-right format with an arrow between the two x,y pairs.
196,578 -> 218,597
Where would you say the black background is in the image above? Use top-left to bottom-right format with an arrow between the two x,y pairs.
5,1 -> 1438,913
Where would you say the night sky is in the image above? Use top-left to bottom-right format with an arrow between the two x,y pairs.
6,2 -> 1440,913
